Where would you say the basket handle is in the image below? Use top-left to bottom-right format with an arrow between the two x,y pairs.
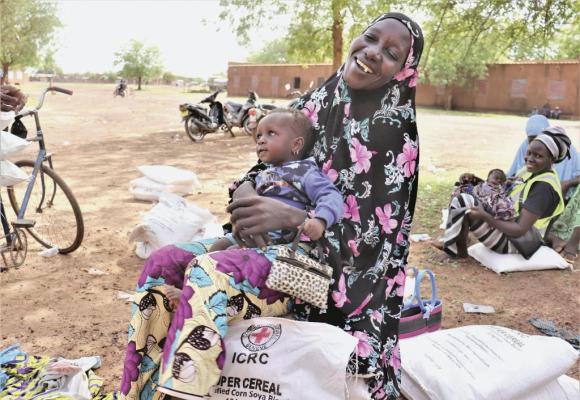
414,269 -> 439,313
289,220 -> 326,263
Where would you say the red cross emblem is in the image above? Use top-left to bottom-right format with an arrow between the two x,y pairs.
250,327 -> 271,345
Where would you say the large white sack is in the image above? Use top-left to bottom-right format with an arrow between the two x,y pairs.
0,111 -> 15,131
129,192 -> 222,259
129,176 -> 192,202
401,371 -> 579,400
0,130 -> 29,159
129,186 -> 163,202
205,317 -> 358,400
468,243 -> 572,274
399,325 -> 578,400
137,165 -> 200,187
0,160 -> 29,186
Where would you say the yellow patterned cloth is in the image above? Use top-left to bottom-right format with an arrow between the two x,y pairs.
0,347 -> 118,400
121,241 -> 291,400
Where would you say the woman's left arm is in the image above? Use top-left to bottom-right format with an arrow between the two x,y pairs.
468,207 -> 539,237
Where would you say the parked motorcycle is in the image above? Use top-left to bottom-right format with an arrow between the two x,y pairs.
224,91 -> 265,136
179,90 -> 228,142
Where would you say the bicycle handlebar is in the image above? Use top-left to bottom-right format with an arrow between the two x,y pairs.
17,86 -> 74,116
48,86 -> 73,96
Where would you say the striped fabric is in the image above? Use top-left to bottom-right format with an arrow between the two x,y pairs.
442,193 -> 518,256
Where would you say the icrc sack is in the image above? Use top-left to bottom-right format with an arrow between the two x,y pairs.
206,317 -> 357,400
399,325 -> 578,400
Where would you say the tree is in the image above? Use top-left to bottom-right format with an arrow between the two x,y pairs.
219,0 -> 399,70
0,0 -> 61,84
114,40 -> 163,90
36,47 -> 63,75
247,39 -> 290,63
418,0 -> 573,108
162,71 -> 176,85
222,0 -> 574,109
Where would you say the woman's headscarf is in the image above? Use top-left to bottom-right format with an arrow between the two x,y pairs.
534,126 -> 572,163
507,119 -> 579,199
526,115 -> 549,137
293,12 -> 423,399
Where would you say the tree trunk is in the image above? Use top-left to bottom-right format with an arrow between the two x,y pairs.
1,63 -> 10,85
445,86 -> 453,110
137,76 -> 142,90
331,0 -> 344,72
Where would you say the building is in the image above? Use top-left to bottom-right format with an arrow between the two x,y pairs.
227,60 -> 579,118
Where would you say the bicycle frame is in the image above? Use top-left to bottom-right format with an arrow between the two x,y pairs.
10,87 -> 72,222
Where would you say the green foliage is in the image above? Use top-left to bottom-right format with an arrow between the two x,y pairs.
113,40 -> 163,90
247,39 -> 291,63
162,71 -> 176,84
221,0 -> 576,91
419,0 -> 574,87
219,0 -> 398,66
0,0 -> 61,81
36,47 -> 62,75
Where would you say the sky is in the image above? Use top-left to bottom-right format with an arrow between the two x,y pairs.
54,0 -> 291,78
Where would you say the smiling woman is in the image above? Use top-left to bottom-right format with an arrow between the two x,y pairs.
120,12 -> 423,400
343,18 -> 412,90
435,127 -> 572,259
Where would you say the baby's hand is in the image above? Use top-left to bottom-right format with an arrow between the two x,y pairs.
164,285 -> 182,309
303,218 -> 326,241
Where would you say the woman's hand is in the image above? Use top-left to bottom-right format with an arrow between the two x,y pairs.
1,85 -> 27,112
467,207 -> 491,223
232,181 -> 258,201
227,196 -> 307,248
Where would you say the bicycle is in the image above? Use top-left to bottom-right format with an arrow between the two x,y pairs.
1,86 -> 84,266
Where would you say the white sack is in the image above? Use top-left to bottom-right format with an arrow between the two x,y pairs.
206,317 -> 357,400
129,192 -> 222,259
401,371 -> 579,400
0,130 -> 29,159
129,186 -> 163,202
130,176 -> 192,195
0,160 -> 29,186
399,325 -> 578,400
129,176 -> 192,201
468,243 -> 572,274
137,165 -> 200,187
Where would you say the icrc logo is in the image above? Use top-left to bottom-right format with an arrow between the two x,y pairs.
241,323 -> 282,352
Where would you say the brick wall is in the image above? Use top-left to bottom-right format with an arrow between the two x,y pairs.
228,60 -> 579,117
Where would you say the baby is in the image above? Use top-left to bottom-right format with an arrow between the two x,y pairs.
454,169 -> 516,220
165,109 -> 343,304
210,108 -> 343,251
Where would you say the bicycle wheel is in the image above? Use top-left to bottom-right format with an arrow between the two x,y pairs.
7,160 -> 84,254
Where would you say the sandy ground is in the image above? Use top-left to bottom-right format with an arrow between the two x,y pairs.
0,82 -> 578,393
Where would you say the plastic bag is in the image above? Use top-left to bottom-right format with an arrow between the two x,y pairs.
0,130 -> 29,159
0,160 -> 29,186
129,192 -> 222,259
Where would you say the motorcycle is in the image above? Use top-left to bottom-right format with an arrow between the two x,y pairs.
245,103 -> 277,138
179,90 -> 229,142
113,84 -> 127,97
224,91 -> 265,136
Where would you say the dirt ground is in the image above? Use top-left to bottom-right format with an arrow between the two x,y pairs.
0,82 -> 578,392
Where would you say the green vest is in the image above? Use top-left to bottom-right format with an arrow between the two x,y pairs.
510,168 -> 565,232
